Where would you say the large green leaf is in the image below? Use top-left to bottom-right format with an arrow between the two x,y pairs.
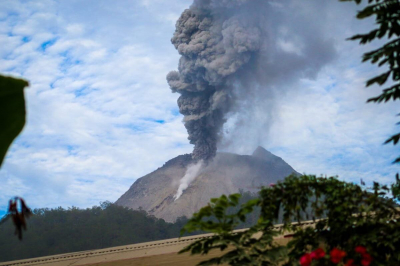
0,75 -> 29,167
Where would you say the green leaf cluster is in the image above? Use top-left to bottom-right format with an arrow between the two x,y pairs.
0,75 -> 28,167
340,0 -> 400,163
180,192 -> 286,266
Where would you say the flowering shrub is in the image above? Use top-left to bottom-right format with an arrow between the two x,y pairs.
180,174 -> 400,265
311,248 -> 325,260
300,246 -> 373,266
300,253 -> 312,266
329,248 -> 346,264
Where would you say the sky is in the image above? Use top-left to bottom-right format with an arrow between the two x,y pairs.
0,0 -> 398,213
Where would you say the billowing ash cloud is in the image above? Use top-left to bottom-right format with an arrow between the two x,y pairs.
167,0 -> 337,161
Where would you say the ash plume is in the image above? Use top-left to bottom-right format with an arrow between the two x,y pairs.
167,0 -> 337,161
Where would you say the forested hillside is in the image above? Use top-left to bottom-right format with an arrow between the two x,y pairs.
0,191 -> 259,262
0,202 -> 189,262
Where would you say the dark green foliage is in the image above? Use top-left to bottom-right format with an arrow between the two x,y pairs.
180,174 -> 400,265
0,75 -> 28,167
0,203 -> 190,262
340,0 -> 400,163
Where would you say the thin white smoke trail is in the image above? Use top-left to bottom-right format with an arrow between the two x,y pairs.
174,160 -> 203,200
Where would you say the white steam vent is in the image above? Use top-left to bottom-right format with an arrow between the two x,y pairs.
174,160 -> 203,200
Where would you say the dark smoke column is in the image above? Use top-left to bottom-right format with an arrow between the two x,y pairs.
167,0 -> 262,161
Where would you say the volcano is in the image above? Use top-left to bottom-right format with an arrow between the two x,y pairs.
115,147 -> 298,222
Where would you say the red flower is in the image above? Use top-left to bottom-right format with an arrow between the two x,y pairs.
355,246 -> 367,255
345,259 -> 355,266
311,248 -> 325,260
300,253 -> 312,266
330,248 -> 346,264
361,253 -> 373,266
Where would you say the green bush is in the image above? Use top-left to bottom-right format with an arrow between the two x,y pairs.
180,174 -> 400,265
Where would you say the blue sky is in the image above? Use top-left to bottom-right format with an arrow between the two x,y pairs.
0,0 -> 398,213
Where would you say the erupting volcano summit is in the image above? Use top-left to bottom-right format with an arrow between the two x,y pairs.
116,147 -> 298,222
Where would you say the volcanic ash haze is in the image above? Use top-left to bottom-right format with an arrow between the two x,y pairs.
167,0 -> 337,161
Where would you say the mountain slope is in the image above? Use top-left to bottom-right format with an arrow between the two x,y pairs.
115,147 -> 298,222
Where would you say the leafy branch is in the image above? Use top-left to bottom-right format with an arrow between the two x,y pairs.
341,0 -> 400,163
